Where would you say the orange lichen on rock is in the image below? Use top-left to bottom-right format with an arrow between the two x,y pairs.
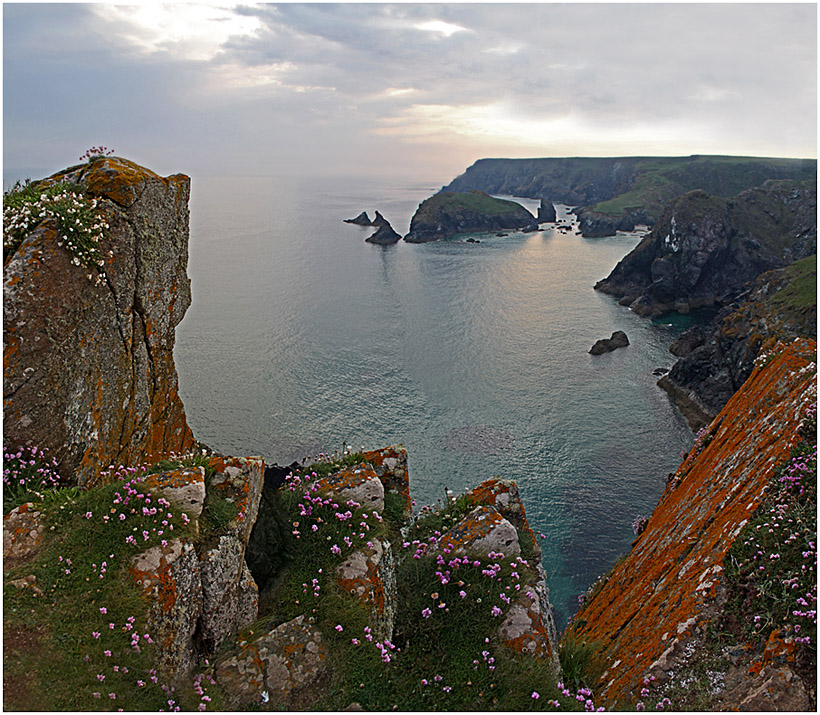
467,478 -> 540,557
313,463 -> 385,513
362,446 -> 412,517
568,338 -> 817,708
3,157 -> 195,485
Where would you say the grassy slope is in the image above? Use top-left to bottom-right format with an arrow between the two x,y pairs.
419,191 -> 529,218
592,156 -> 814,217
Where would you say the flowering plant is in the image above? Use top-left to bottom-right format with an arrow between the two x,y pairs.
80,146 -> 115,162
3,180 -> 110,283
3,445 -> 63,513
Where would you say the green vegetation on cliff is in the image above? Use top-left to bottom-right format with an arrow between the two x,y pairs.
443,155 -> 816,224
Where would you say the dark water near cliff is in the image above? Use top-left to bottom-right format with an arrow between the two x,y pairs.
175,175 -> 693,629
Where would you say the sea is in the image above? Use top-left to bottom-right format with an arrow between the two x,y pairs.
4,169 -> 693,629
174,174 -> 693,629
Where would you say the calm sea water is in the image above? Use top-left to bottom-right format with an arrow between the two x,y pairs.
175,175 -> 692,629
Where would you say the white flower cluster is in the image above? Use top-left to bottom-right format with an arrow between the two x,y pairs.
3,186 -> 110,284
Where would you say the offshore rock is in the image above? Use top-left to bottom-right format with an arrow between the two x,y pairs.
537,199 -> 557,223
567,338 -> 817,709
3,157 -> 195,486
595,181 -> 817,317
216,615 -> 329,708
344,211 -> 372,226
366,211 -> 402,245
575,207 -> 635,237
589,330 -> 630,355
404,190 -> 537,243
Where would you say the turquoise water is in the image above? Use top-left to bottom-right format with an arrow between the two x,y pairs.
175,175 -> 692,628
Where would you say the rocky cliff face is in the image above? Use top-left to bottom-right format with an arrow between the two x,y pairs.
404,190 -> 537,243
566,338 -> 817,710
3,157 -> 195,485
442,156 -> 815,237
658,256 -> 817,429
595,180 -> 817,316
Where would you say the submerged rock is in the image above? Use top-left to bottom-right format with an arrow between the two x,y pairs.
439,425 -> 515,455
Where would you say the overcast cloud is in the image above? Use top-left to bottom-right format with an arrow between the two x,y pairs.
3,3 -> 817,183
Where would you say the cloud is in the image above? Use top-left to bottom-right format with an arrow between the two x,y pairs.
3,3 -> 816,182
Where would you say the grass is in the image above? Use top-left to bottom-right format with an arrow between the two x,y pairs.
3,468 -> 219,711
421,191 -> 529,218
772,255 -> 817,312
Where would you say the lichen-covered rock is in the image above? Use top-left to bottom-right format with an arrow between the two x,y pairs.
216,615 -> 329,708
3,503 -> 45,564
499,576 -> 559,674
336,539 -> 397,641
199,534 -> 258,652
362,445 -> 412,520
313,463 -> 385,513
129,538 -> 203,683
143,467 -> 205,520
208,456 -> 265,544
568,338 -> 817,708
3,157 -> 195,486
467,478 -> 539,557
437,504 -> 520,560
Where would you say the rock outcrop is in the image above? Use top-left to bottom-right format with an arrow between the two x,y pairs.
537,198 -> 557,223
658,255 -> 817,430
589,330 -> 630,355
344,211 -> 373,226
3,157 -> 195,485
442,156 -> 815,232
129,456 -> 264,682
365,211 -> 402,245
566,338 -> 817,709
574,207 -> 637,237
594,180 -> 817,317
404,190 -> 537,243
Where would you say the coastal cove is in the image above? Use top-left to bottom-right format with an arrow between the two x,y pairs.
175,175 -> 693,628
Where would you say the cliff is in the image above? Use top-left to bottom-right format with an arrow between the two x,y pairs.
442,156 -> 815,237
3,157 -> 195,485
404,190 -> 537,243
658,255 -> 817,429
565,337 -> 817,710
595,180 -> 817,316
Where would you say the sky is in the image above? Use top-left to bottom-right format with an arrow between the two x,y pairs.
3,2 -> 818,183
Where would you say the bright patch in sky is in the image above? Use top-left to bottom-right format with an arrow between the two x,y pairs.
414,20 -> 469,37
92,3 -> 263,61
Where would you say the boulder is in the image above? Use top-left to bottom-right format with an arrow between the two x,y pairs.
216,615 -> 329,708
335,539 -> 397,641
312,463 -> 385,513
3,503 -> 45,565
361,446 -> 412,520
3,157 -> 195,486
589,330 -> 630,355
436,504 -> 520,560
343,211 -> 372,226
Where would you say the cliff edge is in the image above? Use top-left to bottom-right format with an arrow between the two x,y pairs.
566,337 -> 817,710
3,157 -> 195,485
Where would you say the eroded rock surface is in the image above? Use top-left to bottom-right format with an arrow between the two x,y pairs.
3,157 -> 195,485
568,338 -> 817,709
